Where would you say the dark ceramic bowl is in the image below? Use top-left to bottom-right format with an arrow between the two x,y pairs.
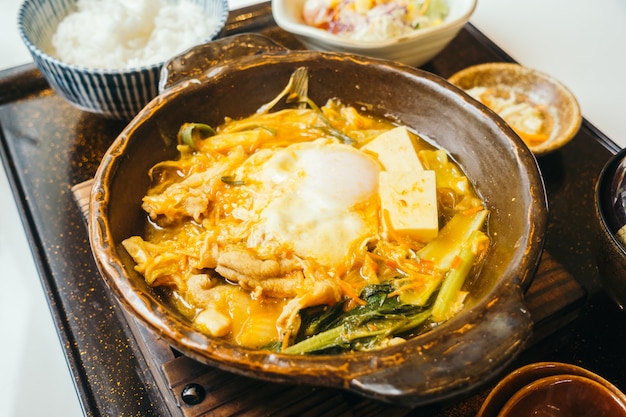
595,147 -> 626,310
89,34 -> 548,407
477,362 -> 626,417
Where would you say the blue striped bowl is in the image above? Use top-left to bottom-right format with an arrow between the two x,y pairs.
18,0 -> 229,120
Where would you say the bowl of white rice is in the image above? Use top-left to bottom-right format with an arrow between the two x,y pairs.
18,0 -> 229,120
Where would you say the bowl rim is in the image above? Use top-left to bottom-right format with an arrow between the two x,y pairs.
17,0 -> 230,75
596,146 -> 626,257
448,62 -> 582,156
500,374 -> 626,416
89,46 -> 547,407
477,361 -> 626,417
271,0 -> 477,50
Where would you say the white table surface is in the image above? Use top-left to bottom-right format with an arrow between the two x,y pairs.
1,0 -> 625,415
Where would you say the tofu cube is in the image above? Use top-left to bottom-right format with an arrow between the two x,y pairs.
194,307 -> 232,337
379,170 -> 438,241
361,126 -> 423,172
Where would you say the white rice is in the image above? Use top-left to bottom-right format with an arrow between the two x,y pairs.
50,0 -> 219,69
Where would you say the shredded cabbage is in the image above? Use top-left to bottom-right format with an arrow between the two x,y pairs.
302,0 -> 450,42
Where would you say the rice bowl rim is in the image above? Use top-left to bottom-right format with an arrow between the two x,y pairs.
17,0 -> 230,76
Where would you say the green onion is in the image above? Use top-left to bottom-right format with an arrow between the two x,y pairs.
178,123 -> 216,149
220,176 -> 245,186
283,283 -> 432,354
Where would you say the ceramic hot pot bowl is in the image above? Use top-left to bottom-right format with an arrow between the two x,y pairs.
89,34 -> 548,407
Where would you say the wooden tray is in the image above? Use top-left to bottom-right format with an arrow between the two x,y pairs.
2,3 -> 624,416
70,175 -> 584,417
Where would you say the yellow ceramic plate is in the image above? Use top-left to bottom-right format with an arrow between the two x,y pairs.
449,62 -> 581,155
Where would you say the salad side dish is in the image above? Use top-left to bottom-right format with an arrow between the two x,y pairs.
302,0 -> 449,41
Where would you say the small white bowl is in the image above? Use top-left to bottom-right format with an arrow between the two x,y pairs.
271,0 -> 477,67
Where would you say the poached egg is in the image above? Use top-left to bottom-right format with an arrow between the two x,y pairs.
228,139 -> 381,269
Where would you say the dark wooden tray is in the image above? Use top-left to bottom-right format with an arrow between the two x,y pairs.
1,3 -> 625,416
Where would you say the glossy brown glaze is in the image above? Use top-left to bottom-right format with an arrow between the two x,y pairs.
89,34 -> 548,407
501,374 -> 626,417
478,363 -> 626,417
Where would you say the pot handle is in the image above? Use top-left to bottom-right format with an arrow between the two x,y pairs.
159,33 -> 289,93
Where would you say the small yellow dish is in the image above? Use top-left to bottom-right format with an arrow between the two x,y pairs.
449,62 -> 581,156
